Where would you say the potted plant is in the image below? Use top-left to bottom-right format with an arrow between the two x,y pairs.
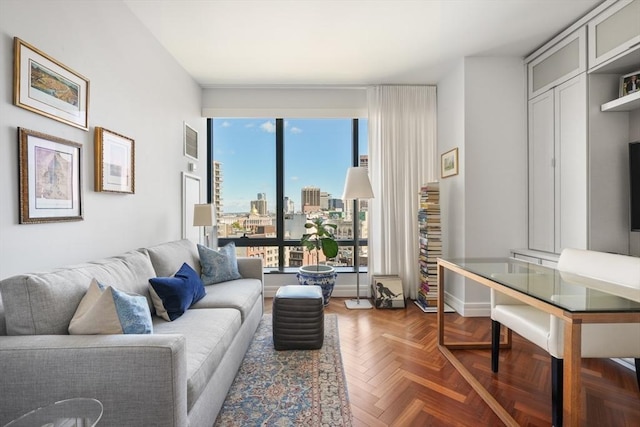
297,217 -> 339,305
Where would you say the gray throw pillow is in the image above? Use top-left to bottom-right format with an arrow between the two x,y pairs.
197,242 -> 242,285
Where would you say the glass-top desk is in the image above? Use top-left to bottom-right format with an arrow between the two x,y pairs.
436,258 -> 640,427
5,398 -> 103,426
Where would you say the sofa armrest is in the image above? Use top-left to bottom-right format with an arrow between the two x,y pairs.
237,257 -> 264,283
0,334 -> 188,427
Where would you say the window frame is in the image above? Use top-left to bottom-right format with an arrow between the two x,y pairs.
207,117 -> 367,271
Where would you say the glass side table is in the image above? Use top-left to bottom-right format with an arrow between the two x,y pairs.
4,398 -> 103,427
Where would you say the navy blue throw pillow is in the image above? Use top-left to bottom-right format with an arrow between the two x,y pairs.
149,263 -> 206,321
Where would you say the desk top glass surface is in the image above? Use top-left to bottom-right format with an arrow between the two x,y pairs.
6,398 -> 103,427
442,257 -> 640,313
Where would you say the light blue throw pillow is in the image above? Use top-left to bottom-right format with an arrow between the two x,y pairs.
198,242 -> 242,285
69,279 -> 153,335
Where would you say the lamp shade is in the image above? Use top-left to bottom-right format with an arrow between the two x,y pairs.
193,204 -> 215,226
342,167 -> 374,200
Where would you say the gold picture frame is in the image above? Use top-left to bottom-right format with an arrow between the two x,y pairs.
95,127 -> 135,194
441,147 -> 459,178
14,37 -> 90,130
18,128 -> 83,223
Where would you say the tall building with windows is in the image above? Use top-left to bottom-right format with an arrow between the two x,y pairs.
301,186 -> 320,213
359,155 -> 369,211
252,193 -> 267,215
359,154 -> 368,169
212,161 -> 223,222
328,198 -> 344,211
284,197 -> 294,214
320,192 -> 330,211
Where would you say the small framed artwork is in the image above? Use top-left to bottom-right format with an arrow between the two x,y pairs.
95,127 -> 135,194
441,147 -> 459,178
182,172 -> 201,243
620,70 -> 640,97
14,37 -> 89,131
184,122 -> 198,160
18,128 -> 83,223
371,275 -> 406,309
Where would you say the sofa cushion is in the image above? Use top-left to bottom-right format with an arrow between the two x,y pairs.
145,239 -> 201,278
198,243 -> 242,285
0,250 -> 156,335
153,308 -> 241,411
69,279 -> 153,335
149,263 -> 206,321
191,278 -> 262,322
0,294 -> 6,336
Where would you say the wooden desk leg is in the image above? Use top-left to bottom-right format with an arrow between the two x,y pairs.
564,319 -> 582,427
437,262 -> 445,346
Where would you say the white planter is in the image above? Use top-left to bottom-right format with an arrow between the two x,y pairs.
297,265 -> 337,306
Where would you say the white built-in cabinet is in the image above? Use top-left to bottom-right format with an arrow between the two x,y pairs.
528,28 -> 586,99
588,0 -> 640,70
526,0 -> 639,256
528,74 -> 587,253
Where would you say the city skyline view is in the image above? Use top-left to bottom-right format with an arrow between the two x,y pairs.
213,118 -> 368,214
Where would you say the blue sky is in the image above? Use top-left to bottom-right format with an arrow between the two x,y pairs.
213,118 -> 367,214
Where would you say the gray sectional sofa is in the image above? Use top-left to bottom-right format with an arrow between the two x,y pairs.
0,239 -> 264,426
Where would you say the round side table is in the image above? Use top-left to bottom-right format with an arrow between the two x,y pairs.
4,398 -> 103,427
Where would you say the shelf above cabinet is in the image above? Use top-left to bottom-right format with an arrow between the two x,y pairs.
601,91 -> 640,112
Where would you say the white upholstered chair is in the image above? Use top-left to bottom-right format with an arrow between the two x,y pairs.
490,248 -> 640,427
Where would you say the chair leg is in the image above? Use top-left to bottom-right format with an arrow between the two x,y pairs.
551,356 -> 563,427
491,320 -> 500,373
635,359 -> 640,390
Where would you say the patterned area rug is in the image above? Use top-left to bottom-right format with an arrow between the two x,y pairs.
214,314 -> 352,427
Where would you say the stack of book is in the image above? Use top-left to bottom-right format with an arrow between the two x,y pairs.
416,182 -> 441,313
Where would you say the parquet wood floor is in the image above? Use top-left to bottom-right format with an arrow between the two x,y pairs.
264,297 -> 640,426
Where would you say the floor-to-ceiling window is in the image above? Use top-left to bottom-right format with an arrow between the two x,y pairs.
208,117 -> 368,271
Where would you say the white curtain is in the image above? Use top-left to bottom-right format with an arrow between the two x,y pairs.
368,85 -> 438,299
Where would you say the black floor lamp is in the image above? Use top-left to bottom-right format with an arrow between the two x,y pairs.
342,167 -> 374,310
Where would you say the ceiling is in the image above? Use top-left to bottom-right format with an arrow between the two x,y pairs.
123,0 -> 603,88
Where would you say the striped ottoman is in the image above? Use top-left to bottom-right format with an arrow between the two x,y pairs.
272,285 -> 324,350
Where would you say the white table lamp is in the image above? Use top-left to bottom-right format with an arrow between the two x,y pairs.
342,167 -> 374,310
193,203 -> 216,248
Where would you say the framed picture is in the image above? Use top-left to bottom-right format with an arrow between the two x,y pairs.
441,147 -> 459,178
371,275 -> 406,309
182,172 -> 201,243
620,70 -> 640,97
18,128 -> 83,223
184,122 -> 198,160
13,37 -> 89,130
95,127 -> 135,194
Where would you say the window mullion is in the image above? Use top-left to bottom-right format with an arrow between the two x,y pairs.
276,119 -> 285,268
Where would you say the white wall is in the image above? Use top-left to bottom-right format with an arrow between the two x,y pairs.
202,87 -> 367,118
438,57 -> 528,316
0,0 -> 205,279
437,59 -> 466,304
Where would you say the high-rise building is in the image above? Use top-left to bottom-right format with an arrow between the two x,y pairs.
253,199 -> 267,215
320,192 -> 330,210
328,198 -> 344,211
359,155 -> 369,211
284,197 -> 294,214
212,161 -> 223,222
301,186 -> 320,213
251,193 -> 267,215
